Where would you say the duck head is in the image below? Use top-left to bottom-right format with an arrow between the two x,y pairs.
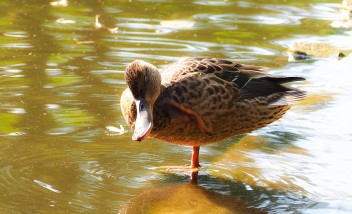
124,60 -> 161,142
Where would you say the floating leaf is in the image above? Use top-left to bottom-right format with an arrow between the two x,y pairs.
50,0 -> 68,7
106,125 -> 126,135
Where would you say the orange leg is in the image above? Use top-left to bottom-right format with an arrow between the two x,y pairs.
166,100 -> 213,136
190,146 -> 200,183
191,146 -> 200,168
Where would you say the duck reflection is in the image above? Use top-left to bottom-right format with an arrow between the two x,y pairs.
120,182 -> 266,214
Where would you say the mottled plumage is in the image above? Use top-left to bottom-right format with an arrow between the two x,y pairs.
120,57 -> 306,169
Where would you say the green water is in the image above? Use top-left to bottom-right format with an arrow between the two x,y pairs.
1,0 -> 352,213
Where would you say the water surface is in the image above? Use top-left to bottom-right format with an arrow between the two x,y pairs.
1,0 -> 352,213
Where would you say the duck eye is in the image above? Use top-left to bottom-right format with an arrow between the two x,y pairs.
139,102 -> 144,111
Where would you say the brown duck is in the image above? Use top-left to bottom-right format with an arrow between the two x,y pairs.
120,57 -> 306,170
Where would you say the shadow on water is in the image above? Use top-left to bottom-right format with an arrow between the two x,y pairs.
120,182 -> 267,214
120,172 -> 315,214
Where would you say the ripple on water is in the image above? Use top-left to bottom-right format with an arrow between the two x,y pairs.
0,142 -> 130,212
160,20 -> 195,29
194,13 -> 302,26
117,19 -> 173,35
1,43 -> 33,49
193,0 -> 234,6
3,31 -> 29,38
105,34 -> 278,64
0,148 -> 70,211
107,36 -> 210,53
117,16 -> 202,35
308,3 -> 341,20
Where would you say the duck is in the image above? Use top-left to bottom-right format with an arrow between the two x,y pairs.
120,57 -> 306,173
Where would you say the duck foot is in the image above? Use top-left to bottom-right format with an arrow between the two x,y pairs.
163,165 -> 200,172
159,166 -> 199,184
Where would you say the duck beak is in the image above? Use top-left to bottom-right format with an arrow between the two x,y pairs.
132,98 -> 153,142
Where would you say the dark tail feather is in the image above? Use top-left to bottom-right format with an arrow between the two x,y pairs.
269,90 -> 307,106
239,76 -> 306,103
260,76 -> 305,84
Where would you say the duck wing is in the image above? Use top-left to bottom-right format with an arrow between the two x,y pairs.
162,57 -> 306,105
161,57 -> 265,88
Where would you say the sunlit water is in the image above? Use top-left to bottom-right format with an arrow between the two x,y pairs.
1,0 -> 352,213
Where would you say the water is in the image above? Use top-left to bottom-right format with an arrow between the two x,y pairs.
1,0 -> 352,213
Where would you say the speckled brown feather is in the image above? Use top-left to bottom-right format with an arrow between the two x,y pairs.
121,57 -> 306,146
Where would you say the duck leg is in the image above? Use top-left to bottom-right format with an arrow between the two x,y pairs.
191,146 -> 200,168
164,147 -> 200,172
190,146 -> 200,183
166,100 -> 213,136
